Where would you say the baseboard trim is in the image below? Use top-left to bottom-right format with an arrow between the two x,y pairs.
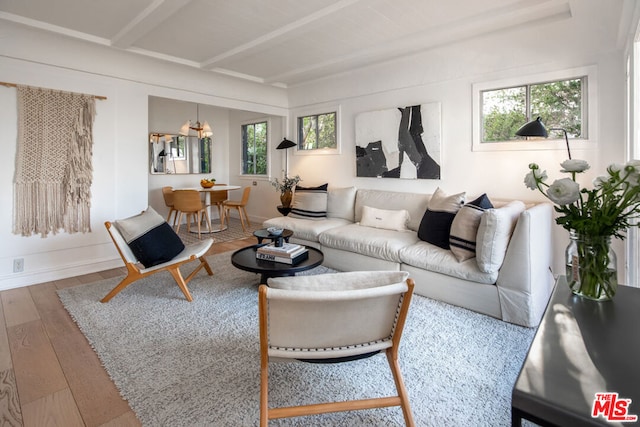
0,256 -> 123,291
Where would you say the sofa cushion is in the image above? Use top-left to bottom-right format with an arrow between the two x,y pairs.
354,189 -> 429,231
290,183 -> 328,220
327,186 -> 357,221
263,216 -> 350,243
449,194 -> 494,262
114,207 -> 185,268
360,206 -> 410,231
476,201 -> 526,273
417,187 -> 465,249
399,240 -> 498,284
320,223 -> 420,263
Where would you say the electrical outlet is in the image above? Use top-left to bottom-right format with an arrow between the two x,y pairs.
13,258 -> 24,273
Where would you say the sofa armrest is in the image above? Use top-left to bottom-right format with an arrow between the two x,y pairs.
496,202 -> 555,327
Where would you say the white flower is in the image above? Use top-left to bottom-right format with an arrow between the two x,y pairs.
560,159 -> 590,173
593,175 -> 609,189
546,178 -> 580,205
524,169 -> 547,190
608,163 -> 624,175
624,160 -> 640,184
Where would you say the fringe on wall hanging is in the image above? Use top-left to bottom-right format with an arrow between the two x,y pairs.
13,85 -> 96,237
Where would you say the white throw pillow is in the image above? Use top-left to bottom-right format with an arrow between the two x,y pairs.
476,201 -> 526,273
327,186 -> 357,221
360,206 -> 410,231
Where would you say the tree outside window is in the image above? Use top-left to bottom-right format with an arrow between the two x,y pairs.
298,112 -> 336,150
242,121 -> 267,175
481,77 -> 585,143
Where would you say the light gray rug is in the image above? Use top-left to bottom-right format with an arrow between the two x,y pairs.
57,252 -> 536,426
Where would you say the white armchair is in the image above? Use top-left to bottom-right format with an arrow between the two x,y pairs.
258,271 -> 415,426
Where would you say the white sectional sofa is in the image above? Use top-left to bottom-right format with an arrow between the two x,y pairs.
263,186 -> 555,327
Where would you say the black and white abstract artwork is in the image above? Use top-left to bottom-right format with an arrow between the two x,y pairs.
355,103 -> 441,179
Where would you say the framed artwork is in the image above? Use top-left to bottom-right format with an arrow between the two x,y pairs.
355,102 -> 441,179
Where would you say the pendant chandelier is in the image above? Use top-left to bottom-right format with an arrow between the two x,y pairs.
179,104 -> 212,138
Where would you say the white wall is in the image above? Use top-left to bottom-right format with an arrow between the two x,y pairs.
227,110 -> 286,223
0,23 -> 287,290
284,15 -> 629,280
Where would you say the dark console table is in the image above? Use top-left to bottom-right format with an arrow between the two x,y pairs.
512,276 -> 640,426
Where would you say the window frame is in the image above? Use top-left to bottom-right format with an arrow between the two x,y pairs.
240,118 -> 270,177
472,65 -> 598,152
291,104 -> 341,156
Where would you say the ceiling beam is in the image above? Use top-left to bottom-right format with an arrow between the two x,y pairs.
200,0 -> 363,70
265,0 -> 572,86
111,0 -> 193,49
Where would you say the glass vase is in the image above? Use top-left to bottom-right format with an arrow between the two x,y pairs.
565,231 -> 617,301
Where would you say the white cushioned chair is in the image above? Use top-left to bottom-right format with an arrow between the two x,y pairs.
259,271 -> 415,426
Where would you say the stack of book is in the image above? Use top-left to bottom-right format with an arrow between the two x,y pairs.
256,242 -> 308,264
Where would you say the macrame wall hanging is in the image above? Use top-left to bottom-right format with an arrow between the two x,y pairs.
13,85 -> 98,237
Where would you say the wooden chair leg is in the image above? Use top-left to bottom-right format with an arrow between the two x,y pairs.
238,208 -> 247,232
243,207 -> 251,228
386,349 -> 415,427
200,256 -> 214,276
203,209 -> 212,234
101,271 -> 140,303
167,266 -> 193,302
176,212 -> 184,234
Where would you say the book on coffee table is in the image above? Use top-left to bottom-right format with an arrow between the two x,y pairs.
256,248 -> 309,264
257,242 -> 303,257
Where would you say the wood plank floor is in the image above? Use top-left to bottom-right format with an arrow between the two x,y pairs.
0,237 -> 255,427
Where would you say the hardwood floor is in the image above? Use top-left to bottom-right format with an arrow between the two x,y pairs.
0,237 -> 255,427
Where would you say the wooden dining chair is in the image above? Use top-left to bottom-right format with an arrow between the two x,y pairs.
161,186 -> 178,226
222,187 -> 252,231
173,189 -> 211,239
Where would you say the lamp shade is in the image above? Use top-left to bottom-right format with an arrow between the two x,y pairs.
276,138 -> 296,150
202,121 -> 213,137
515,117 -> 548,138
179,120 -> 191,136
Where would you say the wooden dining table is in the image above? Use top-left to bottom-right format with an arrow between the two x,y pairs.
174,185 -> 241,233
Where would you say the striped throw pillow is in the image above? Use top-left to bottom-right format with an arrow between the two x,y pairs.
449,194 -> 493,262
289,184 -> 328,220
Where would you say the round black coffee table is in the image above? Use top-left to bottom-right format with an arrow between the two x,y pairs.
253,228 -> 294,244
231,245 -> 324,284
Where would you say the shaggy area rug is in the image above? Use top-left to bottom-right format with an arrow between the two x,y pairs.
57,252 -> 535,426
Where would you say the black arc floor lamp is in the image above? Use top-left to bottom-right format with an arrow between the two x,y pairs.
276,138 -> 296,176
515,116 -> 572,159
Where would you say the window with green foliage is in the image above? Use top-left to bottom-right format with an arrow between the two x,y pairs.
242,121 -> 267,175
297,112 -> 337,150
480,77 -> 586,143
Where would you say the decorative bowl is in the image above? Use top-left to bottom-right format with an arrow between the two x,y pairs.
200,179 -> 215,188
267,227 -> 284,236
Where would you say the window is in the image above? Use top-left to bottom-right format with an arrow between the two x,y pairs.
297,112 -> 337,150
241,121 -> 268,175
472,66 -> 597,152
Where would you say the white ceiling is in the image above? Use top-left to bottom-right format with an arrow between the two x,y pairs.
0,0 -> 628,87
